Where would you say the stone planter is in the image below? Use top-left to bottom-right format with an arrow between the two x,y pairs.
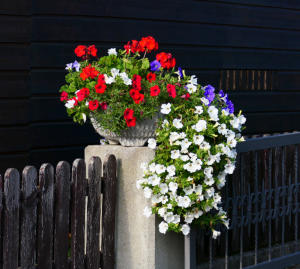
90,114 -> 161,147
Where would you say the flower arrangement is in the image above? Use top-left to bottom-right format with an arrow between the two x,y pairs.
59,37 -> 180,134
137,85 -> 246,237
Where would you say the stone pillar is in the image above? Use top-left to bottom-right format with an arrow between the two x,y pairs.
85,145 -> 184,269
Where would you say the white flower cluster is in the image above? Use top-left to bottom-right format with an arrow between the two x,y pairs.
104,68 -> 132,86
138,93 -> 246,237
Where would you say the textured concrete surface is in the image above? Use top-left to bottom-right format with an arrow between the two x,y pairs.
85,145 -> 184,269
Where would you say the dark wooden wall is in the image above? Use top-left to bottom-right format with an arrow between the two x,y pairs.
1,0 -> 300,172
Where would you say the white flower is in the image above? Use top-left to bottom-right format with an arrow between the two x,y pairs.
152,194 -> 162,204
65,99 -> 76,109
136,179 -> 145,189
206,155 -> 216,165
227,137 -> 237,148
204,167 -> 213,178
161,103 -> 171,114
167,203 -> 173,209
180,155 -> 190,162
187,176 -> 193,182
190,75 -> 198,85
81,113 -> 87,123
201,97 -> 210,106
149,163 -> 156,173
158,207 -> 167,217
185,213 -> 194,224
150,175 -> 161,186
143,206 -> 152,218
208,106 -> 219,121
192,120 -> 207,132
186,83 -> 197,94
177,196 -> 191,208
173,118 -> 183,129
218,124 -> 228,135
195,185 -> 203,195
159,183 -> 168,194
212,229 -> 221,239
108,48 -> 117,56
155,164 -> 166,175
181,139 -> 192,151
173,215 -> 180,224
181,224 -> 191,235
189,153 -> 198,162
169,132 -> 181,143
164,212 -> 175,223
171,150 -> 181,159
183,162 -> 197,173
169,182 -> 178,193
104,75 -> 115,84
144,187 -> 152,199
184,186 -> 194,195
110,68 -> 119,78
204,177 -> 214,186
224,163 -> 235,174
222,109 -> 229,116
148,138 -> 157,149
230,117 -> 241,130
119,72 -> 132,85
193,159 -> 202,171
199,141 -> 211,151
162,119 -> 169,127
159,221 -> 169,234
193,134 -> 204,145
167,165 -> 176,177
239,115 -> 246,125
161,196 -> 168,204
205,187 -> 215,198
193,208 -> 203,218
123,77 -> 132,85
194,106 -> 203,115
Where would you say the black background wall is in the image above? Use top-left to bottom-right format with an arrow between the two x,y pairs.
1,0 -> 300,173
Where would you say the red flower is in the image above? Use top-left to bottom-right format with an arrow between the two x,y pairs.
97,74 -> 105,84
89,100 -> 99,111
124,40 -> 141,54
147,72 -> 156,83
74,45 -> 87,57
60,91 -> 68,101
80,64 -> 99,80
130,89 -> 140,99
95,83 -> 107,94
133,93 -> 144,104
124,108 -> 134,120
132,74 -> 142,90
167,84 -> 176,98
126,117 -> 136,127
76,88 -> 90,101
87,45 -> 97,57
139,36 -> 158,53
181,93 -> 191,100
100,102 -> 108,110
150,85 -> 160,97
156,52 -> 176,69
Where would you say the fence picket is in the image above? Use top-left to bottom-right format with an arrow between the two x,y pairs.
37,163 -> 54,269
3,168 -> 20,269
71,159 -> 86,269
86,157 -> 102,269
102,155 -> 117,269
21,166 -> 38,269
54,161 -> 71,269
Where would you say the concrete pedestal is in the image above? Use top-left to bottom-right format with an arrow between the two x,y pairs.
85,145 -> 184,269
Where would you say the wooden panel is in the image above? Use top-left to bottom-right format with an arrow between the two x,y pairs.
3,168 -> 20,269
0,126 -> 29,153
29,122 -> 98,148
37,163 -> 54,269
0,0 -> 31,15
32,0 -> 300,30
0,71 -> 29,98
33,17 -> 300,50
0,16 -> 30,42
0,45 -> 29,70
0,99 -> 29,125
20,166 -> 37,269
31,43 -> 300,70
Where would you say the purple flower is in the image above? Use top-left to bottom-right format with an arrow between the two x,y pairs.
178,67 -> 183,78
226,100 -> 234,114
72,60 -> 80,72
219,89 -> 228,102
150,60 -> 161,72
65,63 -> 73,71
204,85 -> 215,104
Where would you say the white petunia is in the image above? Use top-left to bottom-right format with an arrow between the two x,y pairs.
189,75 -> 198,85
173,215 -> 180,224
108,48 -> 117,56
143,206 -> 152,218
199,141 -> 211,151
169,132 -> 181,143
82,113 -> 87,123
159,221 -> 169,234
181,138 -> 192,151
181,224 -> 191,235
171,150 -> 181,159
136,178 -> 145,189
204,177 -> 214,186
144,187 -> 152,199
185,213 -> 194,224
167,203 -> 173,209
201,97 -> 210,106
205,187 -> 215,198
152,194 -> 162,204
230,117 -> 241,130
173,118 -> 183,129
65,99 -> 76,109
149,163 -> 156,173
189,153 -> 198,162
193,208 -> 203,218
218,124 -> 228,135
155,164 -> 166,175
212,229 -> 221,239
192,120 -> 207,132
110,68 -> 119,78
180,155 -> 190,162
159,183 -> 169,194
204,167 -> 213,178
164,212 -> 175,223
208,106 -> 219,121
148,138 -> 157,149
162,119 -> 169,127
239,115 -> 246,125
193,134 -> 204,145
169,182 -> 178,193
186,83 -> 197,94
194,106 -> 203,115
183,186 -> 194,195
195,185 -> 203,195
224,163 -> 235,174
177,196 -> 191,208
150,175 -> 161,186
183,162 -> 197,173
167,165 -> 176,177
161,103 -> 171,114
158,207 -> 167,217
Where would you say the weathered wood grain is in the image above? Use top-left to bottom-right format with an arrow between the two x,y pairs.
21,166 -> 38,269
54,161 -> 71,269
102,155 -> 117,269
86,157 -> 102,269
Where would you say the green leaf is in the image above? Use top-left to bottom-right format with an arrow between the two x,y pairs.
141,58 -> 150,70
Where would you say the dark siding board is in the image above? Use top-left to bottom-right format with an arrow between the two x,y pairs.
0,99 -> 29,125
31,1 -> 300,31
277,71 -> 300,91
33,17 -> 300,51
0,0 -> 31,15
0,45 -> 29,70
0,126 -> 29,153
29,122 -> 98,148
0,71 -> 29,98
0,153 -> 29,175
31,44 -> 300,70
0,16 -> 31,43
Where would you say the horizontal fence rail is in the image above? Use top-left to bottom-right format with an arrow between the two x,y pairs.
188,131 -> 300,269
0,155 -> 117,269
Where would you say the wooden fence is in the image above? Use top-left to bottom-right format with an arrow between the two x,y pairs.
0,155 -> 117,269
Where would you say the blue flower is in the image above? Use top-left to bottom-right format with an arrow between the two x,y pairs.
150,60 -> 161,72
226,100 -> 234,114
204,85 -> 215,104
219,89 -> 228,102
178,67 -> 183,78
72,60 -> 80,72
65,63 -> 73,71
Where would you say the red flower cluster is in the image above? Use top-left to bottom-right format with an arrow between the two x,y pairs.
76,88 -> 90,101
75,45 -> 98,58
100,102 -> 107,110
60,91 -> 68,101
80,64 -> 99,80
167,84 -> 176,98
124,36 -> 158,54
146,72 -> 156,83
95,74 -> 107,94
156,52 -> 176,69
124,108 -> 136,127
150,85 -> 160,97
89,100 -> 99,111
130,74 -> 144,104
